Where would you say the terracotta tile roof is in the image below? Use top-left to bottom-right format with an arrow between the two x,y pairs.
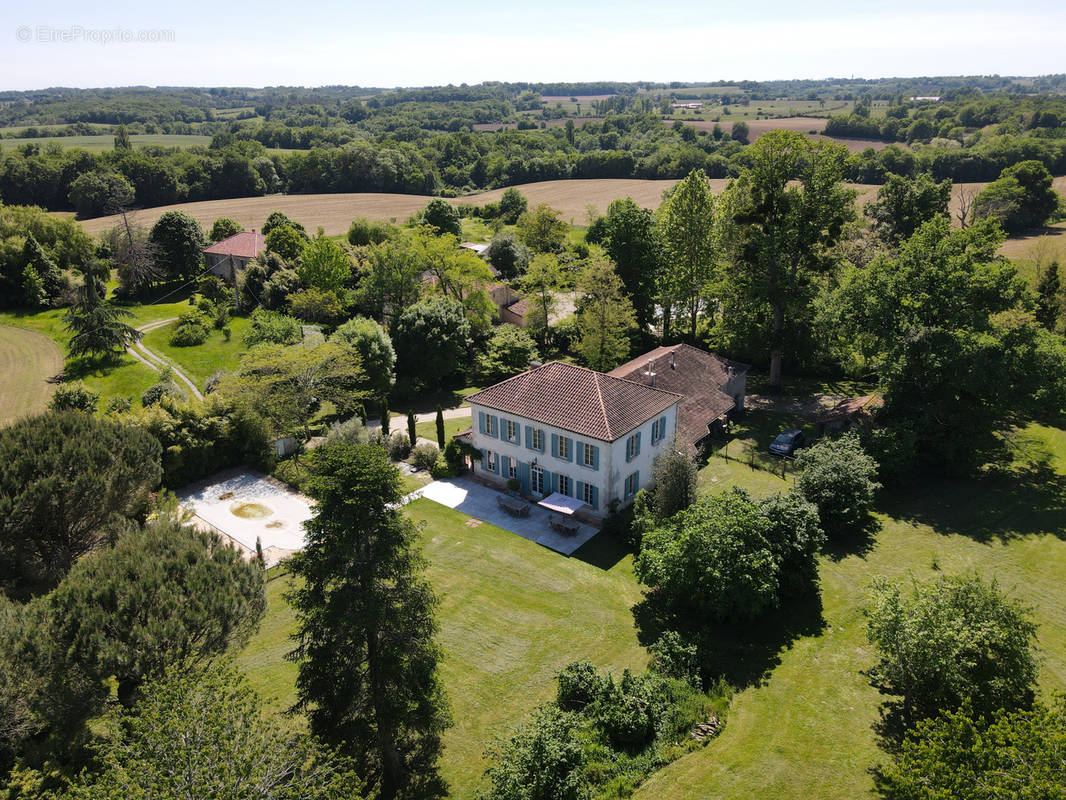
468,361 -> 681,441
607,344 -> 749,447
506,297 -> 532,317
203,231 -> 264,259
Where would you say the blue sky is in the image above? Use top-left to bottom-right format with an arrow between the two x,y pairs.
2,0 -> 1064,90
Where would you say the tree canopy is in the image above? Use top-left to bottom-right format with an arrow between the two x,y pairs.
575,256 -> 635,371
44,519 -> 265,706
865,574 -> 1038,726
0,411 -> 161,598
393,296 -> 472,390
148,210 -> 206,280
64,661 -> 361,800
720,131 -> 854,389
635,486 -> 823,621
288,442 -> 451,800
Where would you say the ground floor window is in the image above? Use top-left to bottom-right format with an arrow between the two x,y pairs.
558,474 -> 572,496
581,482 -> 596,506
624,471 -> 639,499
507,459 -> 517,479
485,451 -> 497,472
531,465 -> 545,494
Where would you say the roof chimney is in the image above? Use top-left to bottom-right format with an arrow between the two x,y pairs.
670,354 -> 676,370
529,360 -> 542,369
643,358 -> 656,387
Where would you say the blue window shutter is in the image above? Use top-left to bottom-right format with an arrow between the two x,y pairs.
525,425 -> 533,450
590,485 -> 599,509
490,415 -> 499,438
576,480 -> 584,502
519,461 -> 531,494
480,449 -> 488,471
636,431 -> 641,456
538,429 -> 545,452
660,416 -> 666,440
478,412 -> 486,434
592,445 -> 599,471
634,470 -> 639,494
501,455 -> 510,476
551,433 -> 559,457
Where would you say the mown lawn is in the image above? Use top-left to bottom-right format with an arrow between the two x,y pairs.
634,421 -> 1066,800
0,282 -> 204,407
236,498 -> 647,798
414,414 -> 471,444
140,315 -> 252,390
239,411 -> 1066,800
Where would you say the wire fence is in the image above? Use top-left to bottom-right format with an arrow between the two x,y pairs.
705,439 -> 798,479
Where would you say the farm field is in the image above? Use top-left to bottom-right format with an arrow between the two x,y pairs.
237,418 -> 1066,800
236,498 -> 648,797
0,324 -> 63,425
0,134 -> 211,152
0,133 -> 297,154
73,179 -> 682,237
669,116 -> 897,153
75,175 -> 1065,240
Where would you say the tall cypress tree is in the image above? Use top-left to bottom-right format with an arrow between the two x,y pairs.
287,443 -> 451,800
1035,261 -> 1062,332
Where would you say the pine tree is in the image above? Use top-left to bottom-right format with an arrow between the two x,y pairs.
63,269 -> 141,360
287,443 -> 451,800
1035,261 -> 1062,331
407,411 -> 418,447
21,264 -> 46,309
435,405 -> 445,449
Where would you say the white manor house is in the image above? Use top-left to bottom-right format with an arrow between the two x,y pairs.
465,345 -> 747,517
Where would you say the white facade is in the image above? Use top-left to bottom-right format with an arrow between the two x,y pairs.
469,400 -> 680,517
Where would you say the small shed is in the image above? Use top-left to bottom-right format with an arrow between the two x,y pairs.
817,394 -> 883,434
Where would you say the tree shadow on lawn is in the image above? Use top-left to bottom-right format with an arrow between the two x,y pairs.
821,514 -> 881,562
632,589 -> 826,690
571,530 -> 629,571
878,457 -> 1066,544
57,352 -> 128,382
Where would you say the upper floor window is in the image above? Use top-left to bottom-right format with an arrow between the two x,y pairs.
505,419 -> 518,443
557,436 -> 571,460
531,428 -> 544,451
625,432 -> 641,461
580,441 -> 597,468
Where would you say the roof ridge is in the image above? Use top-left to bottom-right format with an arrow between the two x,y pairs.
604,371 -> 685,399
593,373 -> 611,440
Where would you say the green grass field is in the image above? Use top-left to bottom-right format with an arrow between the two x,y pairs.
140,315 -> 251,391
0,324 -> 63,424
239,414 -> 1066,799
236,499 -> 646,797
0,133 -> 296,154
0,289 -> 216,412
414,414 -> 471,444
633,421 -> 1066,800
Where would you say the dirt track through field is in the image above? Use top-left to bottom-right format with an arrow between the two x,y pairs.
128,318 -> 204,401
0,324 -> 63,425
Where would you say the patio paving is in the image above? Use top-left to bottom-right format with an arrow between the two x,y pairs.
418,476 -> 600,556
